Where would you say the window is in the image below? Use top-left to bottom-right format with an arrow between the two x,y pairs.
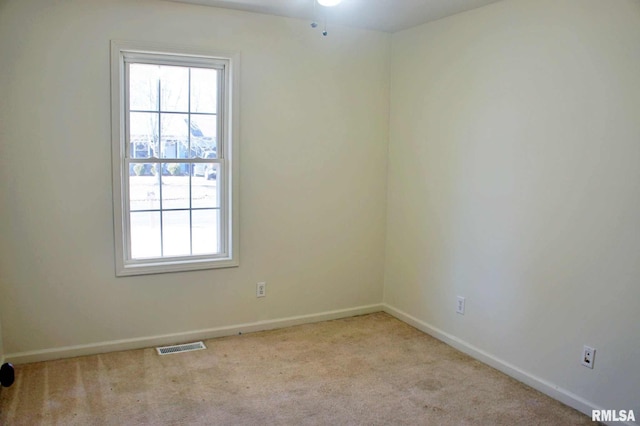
111,41 -> 239,276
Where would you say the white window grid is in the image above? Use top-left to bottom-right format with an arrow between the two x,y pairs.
111,41 -> 239,276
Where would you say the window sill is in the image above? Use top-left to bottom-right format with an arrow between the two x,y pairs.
116,257 -> 239,277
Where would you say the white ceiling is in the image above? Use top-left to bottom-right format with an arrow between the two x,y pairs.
166,0 -> 503,33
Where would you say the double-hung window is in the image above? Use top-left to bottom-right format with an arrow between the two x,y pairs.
111,41 -> 239,276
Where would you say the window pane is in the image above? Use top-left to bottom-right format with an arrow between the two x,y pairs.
162,172 -> 190,209
163,210 -> 191,256
160,66 -> 189,112
191,68 -> 218,113
192,163 -> 219,208
161,113 -> 189,159
191,115 -> 217,158
130,113 -> 158,159
192,209 -> 219,255
129,64 -> 159,111
130,211 -> 161,259
129,163 -> 160,210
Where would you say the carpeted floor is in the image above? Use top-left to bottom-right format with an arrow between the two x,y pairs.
0,312 -> 591,425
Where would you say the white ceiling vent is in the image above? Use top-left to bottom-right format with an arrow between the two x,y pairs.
156,341 -> 206,355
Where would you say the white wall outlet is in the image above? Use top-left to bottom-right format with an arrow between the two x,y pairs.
256,282 -> 266,298
456,296 -> 465,315
582,345 -> 595,369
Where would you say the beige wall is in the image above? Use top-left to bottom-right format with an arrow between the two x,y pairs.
0,0 -> 389,355
386,0 -> 640,415
0,314 -> 4,365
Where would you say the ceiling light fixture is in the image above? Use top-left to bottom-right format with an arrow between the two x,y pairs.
317,0 -> 342,6
311,0 -> 341,36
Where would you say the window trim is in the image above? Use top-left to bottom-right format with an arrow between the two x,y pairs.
110,40 -> 240,276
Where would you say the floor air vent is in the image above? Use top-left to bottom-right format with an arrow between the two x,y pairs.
156,341 -> 206,355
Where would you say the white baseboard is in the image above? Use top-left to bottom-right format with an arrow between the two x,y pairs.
6,303 -> 384,364
381,304 -> 630,425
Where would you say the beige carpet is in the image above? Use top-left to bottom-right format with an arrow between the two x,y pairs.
0,312 -> 591,425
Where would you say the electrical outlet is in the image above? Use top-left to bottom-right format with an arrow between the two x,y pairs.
256,282 -> 266,298
582,345 -> 595,369
456,296 -> 465,315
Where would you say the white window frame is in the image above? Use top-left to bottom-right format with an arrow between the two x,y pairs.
110,40 -> 240,276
